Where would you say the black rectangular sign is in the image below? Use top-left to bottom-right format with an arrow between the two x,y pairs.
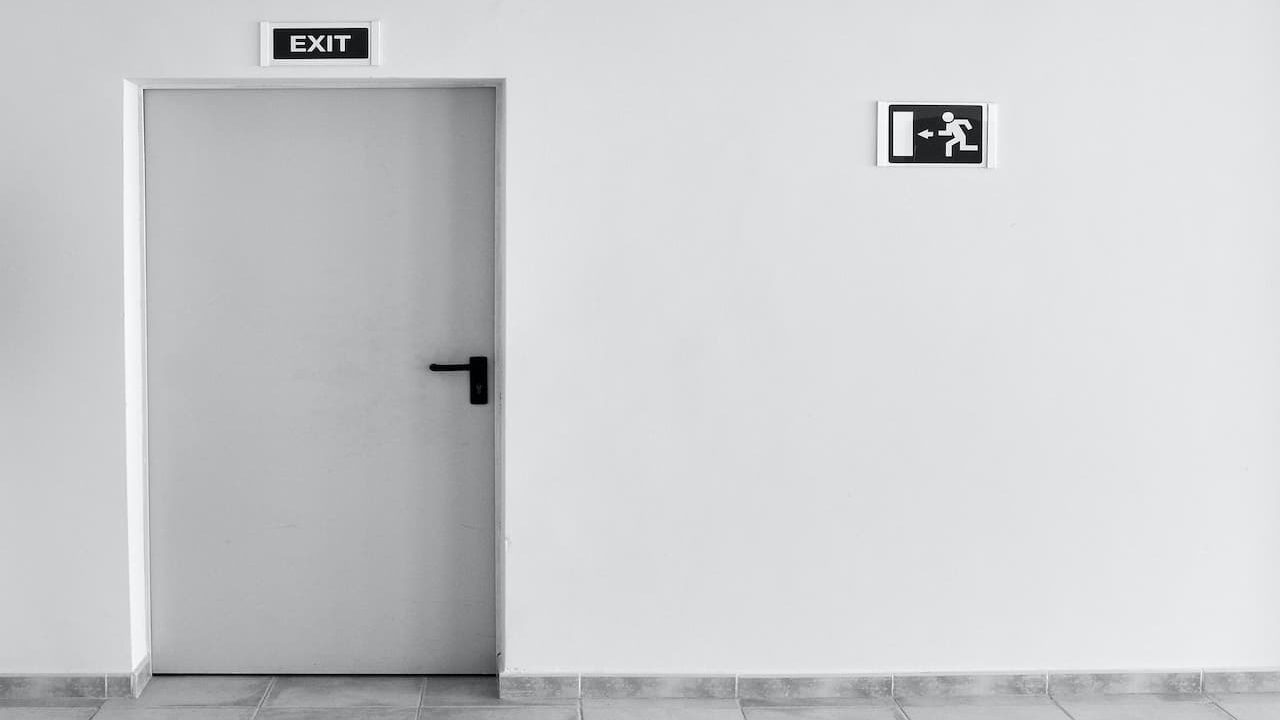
272,27 -> 370,60
880,103 -> 991,167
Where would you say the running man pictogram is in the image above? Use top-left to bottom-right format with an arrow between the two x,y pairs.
937,111 -> 979,157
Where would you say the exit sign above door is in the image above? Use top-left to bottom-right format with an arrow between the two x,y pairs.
259,21 -> 381,66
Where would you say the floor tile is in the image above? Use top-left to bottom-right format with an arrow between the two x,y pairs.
125,676 -> 272,707
257,709 -> 417,720
420,707 -> 581,720
0,709 -> 99,720
1054,695 -> 1232,720
742,705 -> 905,720
581,699 -> 743,720
424,677 -> 502,706
423,677 -> 577,706
264,676 -> 425,708
897,696 -> 1068,720
91,708 -> 256,720
1208,692 -> 1280,720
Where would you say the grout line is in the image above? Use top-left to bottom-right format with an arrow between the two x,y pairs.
412,703 -> 577,708
1049,695 -> 1079,720
238,705 -> 455,710
417,675 -> 428,720
1205,693 -> 1242,720
251,676 -> 277,720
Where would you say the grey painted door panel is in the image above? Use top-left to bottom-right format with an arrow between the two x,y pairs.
145,88 -> 496,673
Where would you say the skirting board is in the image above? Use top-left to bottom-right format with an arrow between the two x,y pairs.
0,655 -> 151,701
499,670 -> 1280,699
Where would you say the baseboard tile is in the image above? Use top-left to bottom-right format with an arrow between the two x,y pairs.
105,673 -> 131,698
0,655 -> 152,701
0,675 -> 106,700
893,673 -> 1047,697
499,670 -> 1245,700
130,655 -> 153,698
738,675 -> 892,701
499,674 -> 580,700
582,675 -> 736,699
1204,670 -> 1280,695
1048,671 -> 1202,696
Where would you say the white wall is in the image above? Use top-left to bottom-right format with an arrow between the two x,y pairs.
2,0 -> 1279,675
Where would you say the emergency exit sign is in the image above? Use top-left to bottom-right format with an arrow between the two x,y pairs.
876,102 -> 998,168
259,21 -> 381,66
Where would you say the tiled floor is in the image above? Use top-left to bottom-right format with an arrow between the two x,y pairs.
896,696 -> 1066,720
0,678 -> 1275,720
1209,692 -> 1280,720
1053,694 -> 1236,720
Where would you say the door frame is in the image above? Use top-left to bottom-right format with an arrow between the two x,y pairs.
122,78 -> 508,673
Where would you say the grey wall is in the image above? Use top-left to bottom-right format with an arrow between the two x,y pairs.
1,0 -> 1279,674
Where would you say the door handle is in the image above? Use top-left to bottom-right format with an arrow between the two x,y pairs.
428,355 -> 488,405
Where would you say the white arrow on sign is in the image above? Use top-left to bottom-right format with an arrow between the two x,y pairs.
918,129 -> 934,139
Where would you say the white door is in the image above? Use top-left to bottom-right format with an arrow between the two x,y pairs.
145,88 -> 497,674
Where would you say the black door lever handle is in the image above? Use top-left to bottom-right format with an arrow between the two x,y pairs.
428,355 -> 488,405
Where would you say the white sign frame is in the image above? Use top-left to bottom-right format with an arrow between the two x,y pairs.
259,21 -> 382,67
876,101 -> 999,169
